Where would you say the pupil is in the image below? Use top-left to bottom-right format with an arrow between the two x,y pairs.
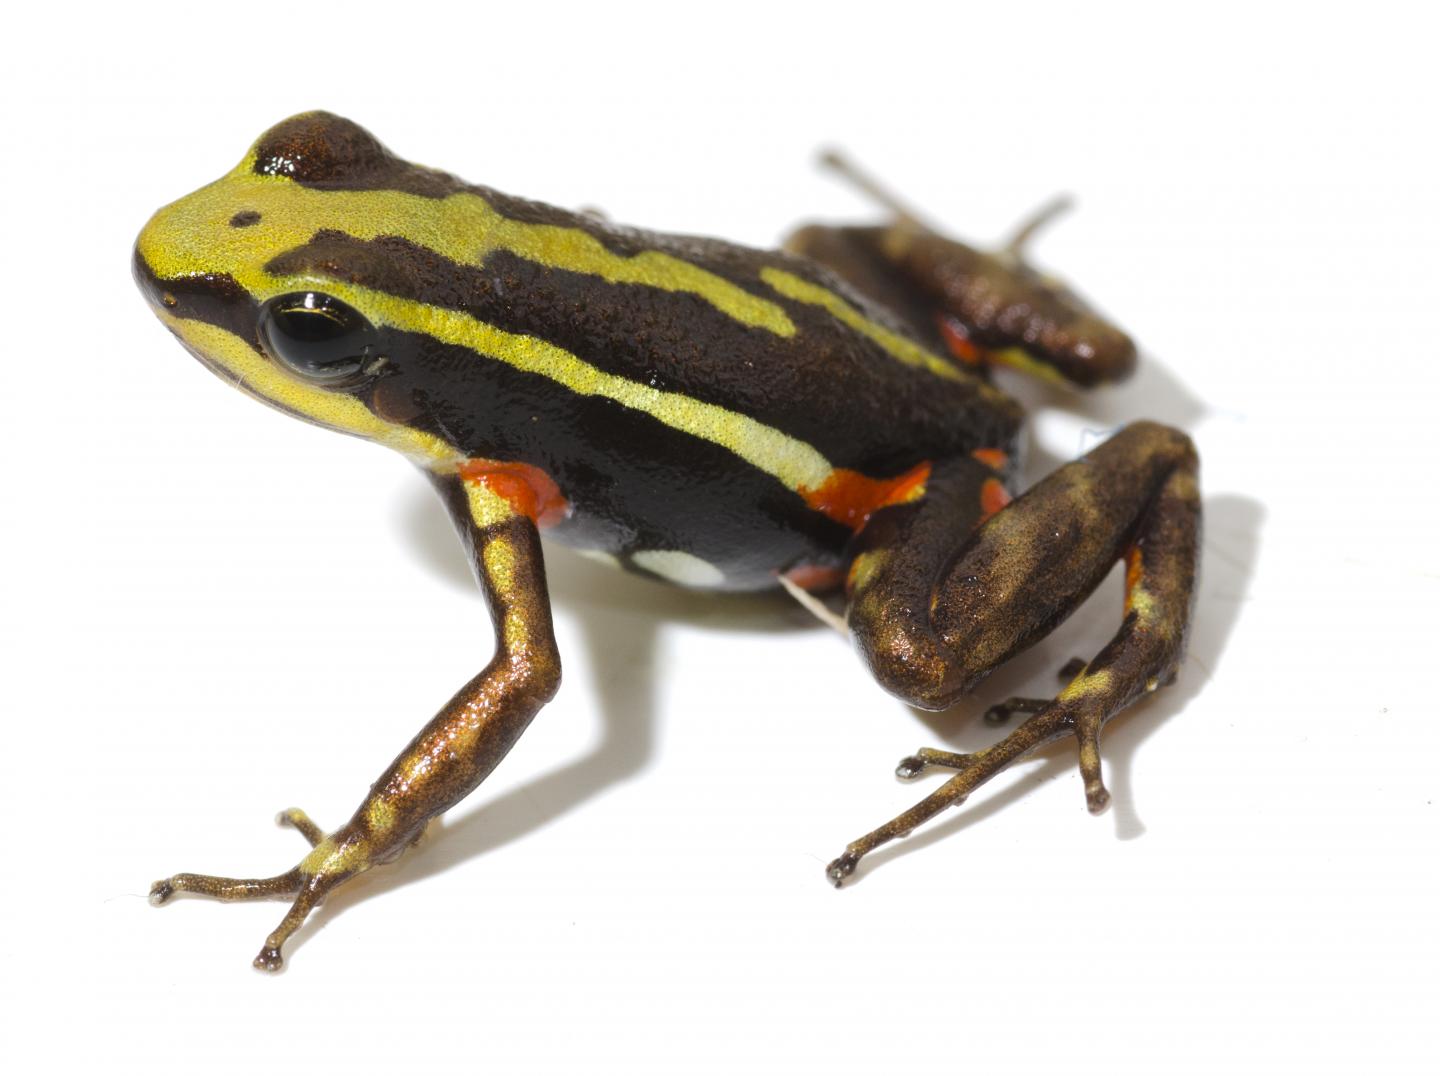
258,293 -> 376,382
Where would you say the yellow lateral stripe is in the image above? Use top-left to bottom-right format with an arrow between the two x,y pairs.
759,267 -> 964,382
325,280 -> 835,490
990,346 -> 1070,386
161,288 -> 835,492
161,313 -> 463,467
138,160 -> 795,337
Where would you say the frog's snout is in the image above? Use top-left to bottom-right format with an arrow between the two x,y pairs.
131,242 -> 172,312
132,230 -> 253,345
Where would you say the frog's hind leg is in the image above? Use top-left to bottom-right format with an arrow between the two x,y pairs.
788,151 -> 1135,388
784,219 -> 957,360
828,421 -> 1199,885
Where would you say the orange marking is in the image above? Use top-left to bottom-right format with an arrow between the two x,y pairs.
971,447 -> 1009,472
459,459 -> 569,528
937,315 -> 984,366
979,477 -> 1011,522
1124,548 -> 1145,611
783,564 -> 845,592
801,461 -> 931,531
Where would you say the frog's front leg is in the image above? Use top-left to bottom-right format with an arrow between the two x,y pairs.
828,421 -> 1199,884
149,473 -> 560,970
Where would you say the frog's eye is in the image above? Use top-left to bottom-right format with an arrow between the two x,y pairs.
258,292 -> 378,384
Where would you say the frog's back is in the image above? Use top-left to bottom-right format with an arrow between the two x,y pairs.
256,114 -> 1021,479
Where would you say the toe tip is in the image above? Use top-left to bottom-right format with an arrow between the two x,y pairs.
894,757 -> 925,780
148,880 -> 174,906
825,853 -> 859,887
253,947 -> 285,972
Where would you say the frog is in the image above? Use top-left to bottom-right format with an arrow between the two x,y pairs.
134,112 -> 1200,971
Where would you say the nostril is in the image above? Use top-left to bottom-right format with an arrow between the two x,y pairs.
229,210 -> 262,228
161,292 -> 177,308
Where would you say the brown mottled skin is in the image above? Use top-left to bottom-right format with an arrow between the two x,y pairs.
138,113 -> 1200,968
830,422 -> 1199,878
816,224 -> 1139,386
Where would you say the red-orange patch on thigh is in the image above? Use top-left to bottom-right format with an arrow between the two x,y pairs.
979,478 -> 1011,522
971,447 -> 1009,472
936,314 -> 984,366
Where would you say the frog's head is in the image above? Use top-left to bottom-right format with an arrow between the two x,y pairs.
133,111 -> 472,468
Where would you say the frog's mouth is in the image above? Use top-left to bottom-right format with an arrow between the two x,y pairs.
132,245 -> 283,406
132,245 -> 327,420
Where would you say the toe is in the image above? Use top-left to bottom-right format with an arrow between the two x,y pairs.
895,756 -> 927,779
253,946 -> 285,972
825,852 -> 859,887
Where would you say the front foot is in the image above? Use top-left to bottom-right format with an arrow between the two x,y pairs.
149,808 -> 396,972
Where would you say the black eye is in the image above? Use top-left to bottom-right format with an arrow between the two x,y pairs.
258,292 -> 378,383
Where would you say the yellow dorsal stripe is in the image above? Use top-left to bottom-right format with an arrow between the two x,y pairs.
139,157 -> 795,337
759,267 -> 965,383
139,146 -> 967,491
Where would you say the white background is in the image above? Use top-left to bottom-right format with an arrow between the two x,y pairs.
3,3 -> 1436,1073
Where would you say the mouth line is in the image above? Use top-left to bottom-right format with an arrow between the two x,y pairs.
170,326 -> 246,390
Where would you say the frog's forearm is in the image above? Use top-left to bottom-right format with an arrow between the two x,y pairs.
151,476 -> 559,971
355,473 -> 558,835
356,650 -> 559,842
348,501 -> 560,853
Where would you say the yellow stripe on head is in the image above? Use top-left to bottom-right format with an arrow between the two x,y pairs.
138,149 -> 796,337
136,137 -> 880,498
